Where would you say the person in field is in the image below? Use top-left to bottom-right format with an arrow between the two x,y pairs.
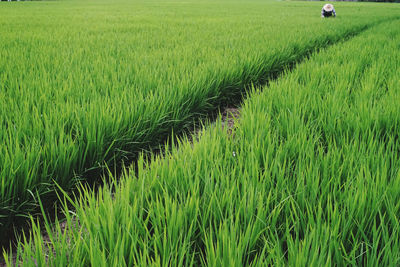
321,4 -> 336,18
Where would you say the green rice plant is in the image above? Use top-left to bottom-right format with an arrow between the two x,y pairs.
6,18 -> 400,266
2,0 -> 399,239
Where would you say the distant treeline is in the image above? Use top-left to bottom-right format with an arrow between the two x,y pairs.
331,0 -> 400,2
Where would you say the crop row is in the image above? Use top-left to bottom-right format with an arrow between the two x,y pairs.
2,0 -> 398,238
5,18 -> 400,266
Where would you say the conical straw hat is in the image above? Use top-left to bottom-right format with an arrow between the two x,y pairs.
323,4 -> 334,12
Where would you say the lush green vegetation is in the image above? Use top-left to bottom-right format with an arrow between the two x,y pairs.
4,17 -> 400,266
2,0 -> 399,239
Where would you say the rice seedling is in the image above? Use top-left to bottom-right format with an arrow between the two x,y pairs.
2,0 -> 399,240
5,18 -> 400,266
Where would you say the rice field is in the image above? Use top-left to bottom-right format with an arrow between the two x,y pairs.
1,0 -> 400,265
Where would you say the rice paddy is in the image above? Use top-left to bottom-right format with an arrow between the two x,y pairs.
1,0 -> 400,265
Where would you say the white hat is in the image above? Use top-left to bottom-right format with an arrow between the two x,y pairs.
323,4 -> 334,12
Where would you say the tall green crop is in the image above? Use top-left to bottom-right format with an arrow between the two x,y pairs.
6,18 -> 400,266
2,0 -> 398,238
